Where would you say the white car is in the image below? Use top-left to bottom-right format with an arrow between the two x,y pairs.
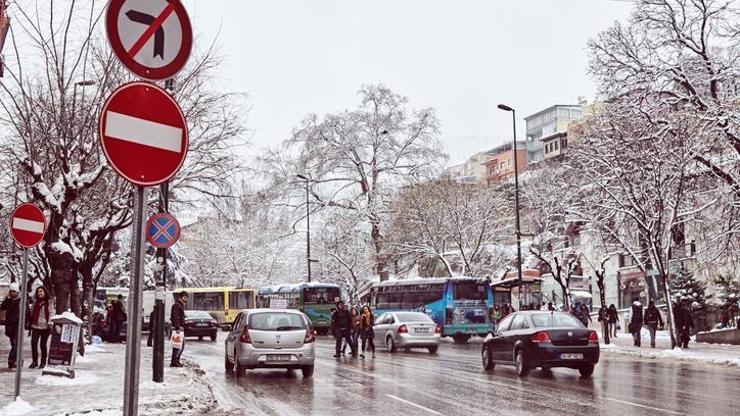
224,309 -> 316,378
373,311 -> 442,353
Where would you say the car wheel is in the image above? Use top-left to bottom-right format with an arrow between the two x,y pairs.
301,365 -> 315,378
515,350 -> 530,377
386,336 -> 397,353
234,351 -> 244,377
211,334 -> 217,342
579,364 -> 595,378
224,351 -> 234,373
427,346 -> 438,354
482,343 -> 495,371
540,365 -> 552,374
198,336 -> 203,341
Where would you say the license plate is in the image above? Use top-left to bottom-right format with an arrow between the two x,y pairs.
266,354 -> 291,362
196,323 -> 208,327
414,328 -> 430,334
560,353 -> 584,360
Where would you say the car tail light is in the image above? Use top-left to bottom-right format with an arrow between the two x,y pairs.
531,331 -> 551,343
304,329 -> 315,344
210,320 -> 218,326
239,324 -> 252,343
398,324 -> 408,334
434,325 -> 442,334
445,309 -> 453,325
588,331 -> 599,343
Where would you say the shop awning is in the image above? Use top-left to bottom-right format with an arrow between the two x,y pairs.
570,290 -> 593,299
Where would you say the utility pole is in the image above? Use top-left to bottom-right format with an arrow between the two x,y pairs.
296,174 -> 317,282
497,104 -> 524,310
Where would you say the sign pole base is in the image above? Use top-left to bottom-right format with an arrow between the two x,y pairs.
13,249 -> 29,400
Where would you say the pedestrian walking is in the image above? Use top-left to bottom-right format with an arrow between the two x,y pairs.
576,304 -> 592,327
331,301 -> 356,358
359,305 -> 375,358
28,286 -> 52,369
491,305 -> 502,323
629,297 -> 643,347
643,301 -> 663,348
343,306 -> 361,355
547,302 -> 556,311
606,304 -> 619,338
1,283 -> 24,369
107,295 -> 126,343
170,291 -> 188,367
146,308 -> 156,347
673,300 -> 694,349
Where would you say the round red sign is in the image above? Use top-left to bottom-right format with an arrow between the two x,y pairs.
146,213 -> 181,249
99,82 -> 189,187
9,203 -> 46,248
106,0 -> 192,81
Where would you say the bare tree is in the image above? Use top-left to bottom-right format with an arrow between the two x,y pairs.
260,84 -> 445,279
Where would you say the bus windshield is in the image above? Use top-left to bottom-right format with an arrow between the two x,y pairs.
304,287 -> 340,304
453,281 -> 487,301
190,292 -> 224,311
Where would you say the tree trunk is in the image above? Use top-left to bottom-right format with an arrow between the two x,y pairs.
596,271 -> 610,344
660,271 -> 678,348
371,221 -> 388,280
80,264 -> 95,347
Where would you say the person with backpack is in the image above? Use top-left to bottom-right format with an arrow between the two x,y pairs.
643,301 -> 663,348
629,297 -> 644,347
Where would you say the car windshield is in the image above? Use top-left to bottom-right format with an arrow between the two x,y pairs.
185,310 -> 213,319
249,312 -> 307,331
395,312 -> 433,323
531,312 -> 584,328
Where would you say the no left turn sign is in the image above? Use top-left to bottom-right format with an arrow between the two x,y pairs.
106,0 -> 192,80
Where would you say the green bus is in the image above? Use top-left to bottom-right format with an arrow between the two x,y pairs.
256,283 -> 342,335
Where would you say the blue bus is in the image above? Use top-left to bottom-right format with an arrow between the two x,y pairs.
359,277 -> 494,343
256,283 -> 342,335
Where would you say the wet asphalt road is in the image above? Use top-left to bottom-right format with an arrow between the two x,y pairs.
185,334 -> 740,416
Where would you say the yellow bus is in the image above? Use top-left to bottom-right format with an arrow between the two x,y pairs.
177,287 -> 256,328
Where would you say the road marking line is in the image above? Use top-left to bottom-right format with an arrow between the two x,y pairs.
385,394 -> 443,415
127,2 -> 176,58
604,397 -> 682,414
105,111 -> 182,153
12,218 -> 44,233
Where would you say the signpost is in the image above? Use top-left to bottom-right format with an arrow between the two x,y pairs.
103,2 -> 191,413
146,213 -> 180,249
9,203 -> 46,399
106,0 -> 192,81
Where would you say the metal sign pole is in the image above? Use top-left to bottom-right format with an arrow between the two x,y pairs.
13,249 -> 29,399
123,186 -> 147,416
153,180 -> 169,382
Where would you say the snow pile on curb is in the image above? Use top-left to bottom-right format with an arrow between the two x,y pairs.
0,398 -> 35,416
600,342 -> 740,367
35,372 -> 99,386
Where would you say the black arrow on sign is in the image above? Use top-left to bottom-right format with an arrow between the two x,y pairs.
125,10 -> 165,59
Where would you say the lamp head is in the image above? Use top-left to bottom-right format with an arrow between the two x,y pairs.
497,104 -> 514,112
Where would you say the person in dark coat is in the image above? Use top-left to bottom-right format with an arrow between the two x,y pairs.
331,301 -> 356,358
108,295 -> 126,343
630,297 -> 643,347
673,301 -> 694,348
28,286 -> 52,368
359,305 -> 375,358
643,301 -> 663,348
1,283 -> 22,368
170,291 -> 188,367
606,304 -> 619,338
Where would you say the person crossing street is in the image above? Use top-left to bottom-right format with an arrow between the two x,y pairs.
331,301 -> 356,358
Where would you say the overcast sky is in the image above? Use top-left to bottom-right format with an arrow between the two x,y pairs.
182,0 -> 634,165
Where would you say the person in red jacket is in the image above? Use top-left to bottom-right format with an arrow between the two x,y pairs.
29,286 -> 52,368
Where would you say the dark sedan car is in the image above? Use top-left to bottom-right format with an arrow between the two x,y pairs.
482,311 -> 599,378
184,310 -> 219,341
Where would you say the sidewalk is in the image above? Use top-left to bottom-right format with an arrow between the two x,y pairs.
599,327 -> 740,368
0,335 -> 219,416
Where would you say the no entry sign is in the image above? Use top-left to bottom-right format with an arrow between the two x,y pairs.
106,0 -> 192,80
10,203 -> 46,248
146,213 -> 180,249
99,82 -> 189,187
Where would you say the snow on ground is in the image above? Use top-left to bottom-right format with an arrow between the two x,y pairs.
599,329 -> 740,367
35,371 -> 99,386
0,398 -> 35,416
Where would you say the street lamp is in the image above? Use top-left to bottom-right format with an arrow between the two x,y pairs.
296,174 -> 316,282
497,103 -> 524,310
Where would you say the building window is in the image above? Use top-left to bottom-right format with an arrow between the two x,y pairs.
554,141 -> 559,151
508,159 -> 512,167
499,162 -> 505,169
562,138 -> 568,148
545,143 -> 550,153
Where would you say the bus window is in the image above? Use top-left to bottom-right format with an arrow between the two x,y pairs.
191,292 -> 224,311
304,287 -> 340,304
453,282 -> 487,301
229,291 -> 252,309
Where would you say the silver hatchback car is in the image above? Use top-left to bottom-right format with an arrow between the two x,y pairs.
224,309 -> 316,378
374,311 -> 442,353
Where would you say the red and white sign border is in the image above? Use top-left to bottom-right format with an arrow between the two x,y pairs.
9,203 -> 47,249
105,0 -> 193,81
99,81 -> 189,187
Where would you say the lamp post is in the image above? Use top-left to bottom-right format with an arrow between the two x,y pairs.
296,174 -> 314,282
497,103 -> 524,310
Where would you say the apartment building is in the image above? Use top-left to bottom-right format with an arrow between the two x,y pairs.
481,141 -> 527,185
524,104 -> 584,163
443,150 -> 496,184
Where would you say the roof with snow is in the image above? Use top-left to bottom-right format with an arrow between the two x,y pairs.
258,282 -> 341,294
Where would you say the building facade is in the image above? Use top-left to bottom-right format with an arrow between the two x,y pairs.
524,104 -> 584,163
481,141 -> 528,185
